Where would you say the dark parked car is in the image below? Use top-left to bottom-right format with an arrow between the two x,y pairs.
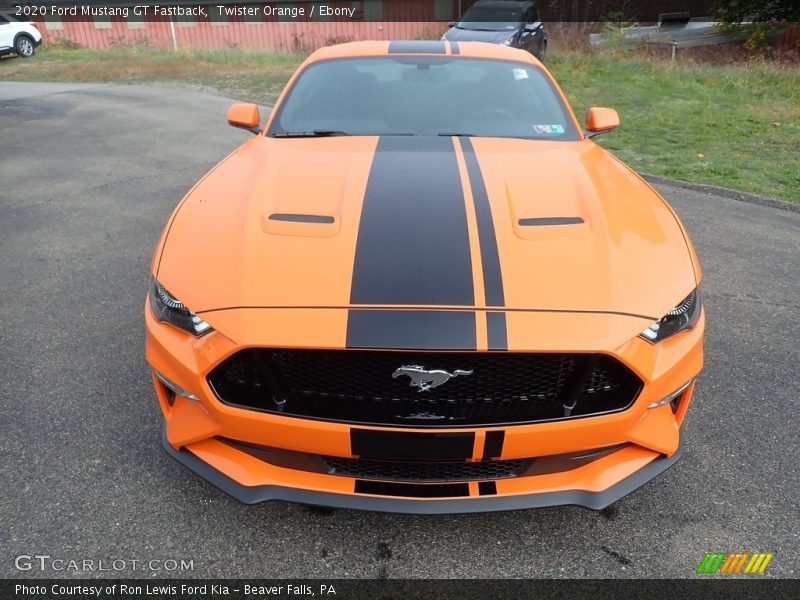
442,0 -> 547,61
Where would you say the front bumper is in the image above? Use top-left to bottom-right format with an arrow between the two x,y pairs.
147,303 -> 703,513
162,426 -> 683,513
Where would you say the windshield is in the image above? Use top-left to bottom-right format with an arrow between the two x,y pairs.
269,57 -> 579,141
457,6 -> 521,31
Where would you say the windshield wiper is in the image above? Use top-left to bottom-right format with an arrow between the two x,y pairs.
437,132 -> 476,137
272,130 -> 349,138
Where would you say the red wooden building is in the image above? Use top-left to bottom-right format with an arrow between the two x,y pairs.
28,1 -> 467,52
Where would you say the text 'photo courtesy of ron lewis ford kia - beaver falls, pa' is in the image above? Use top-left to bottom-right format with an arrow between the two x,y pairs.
145,40 -> 704,514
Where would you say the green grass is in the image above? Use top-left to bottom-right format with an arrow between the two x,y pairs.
2,47 -> 305,103
548,53 -> 800,202
4,46 -> 799,202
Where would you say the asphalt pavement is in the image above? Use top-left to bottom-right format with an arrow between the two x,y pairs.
1,82 -> 798,579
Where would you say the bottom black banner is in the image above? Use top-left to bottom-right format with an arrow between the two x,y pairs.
3,579 -> 799,600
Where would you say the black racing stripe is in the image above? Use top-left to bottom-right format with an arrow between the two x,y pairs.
350,135 -> 474,306
388,40 -> 446,54
482,431 -> 505,459
351,429 -> 475,461
355,480 -> 470,498
346,310 -> 476,350
478,481 -> 498,496
519,217 -> 584,226
487,311 -> 508,351
460,136 -> 505,307
450,41 -> 460,55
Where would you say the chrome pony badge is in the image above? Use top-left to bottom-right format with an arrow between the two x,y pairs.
392,365 -> 473,392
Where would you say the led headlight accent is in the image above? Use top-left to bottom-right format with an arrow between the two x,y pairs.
149,278 -> 212,336
156,283 -> 184,310
641,289 -> 701,343
649,380 -> 692,409
154,370 -> 200,402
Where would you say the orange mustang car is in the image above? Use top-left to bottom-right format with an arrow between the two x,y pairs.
146,40 -> 704,513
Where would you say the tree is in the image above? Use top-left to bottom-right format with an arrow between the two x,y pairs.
714,0 -> 800,23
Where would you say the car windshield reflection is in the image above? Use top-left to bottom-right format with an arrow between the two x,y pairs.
269,57 -> 579,142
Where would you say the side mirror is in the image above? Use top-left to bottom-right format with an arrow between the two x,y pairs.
448,21 -> 456,27
585,107 -> 620,137
227,103 -> 261,134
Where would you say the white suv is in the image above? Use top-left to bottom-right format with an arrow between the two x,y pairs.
0,15 -> 42,58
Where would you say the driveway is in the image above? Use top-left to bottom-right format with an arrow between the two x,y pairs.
1,82 -> 797,578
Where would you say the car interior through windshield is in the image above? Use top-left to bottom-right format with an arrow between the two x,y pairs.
271,57 -> 578,140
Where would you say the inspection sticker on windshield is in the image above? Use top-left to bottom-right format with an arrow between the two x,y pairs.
513,68 -> 529,80
533,124 -> 565,134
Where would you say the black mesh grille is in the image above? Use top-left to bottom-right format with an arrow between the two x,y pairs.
324,457 -> 527,482
207,349 -> 642,427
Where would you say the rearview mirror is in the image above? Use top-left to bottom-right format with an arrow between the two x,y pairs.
227,103 -> 261,134
585,107 -> 620,137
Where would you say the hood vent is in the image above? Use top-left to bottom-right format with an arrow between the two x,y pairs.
268,213 -> 335,224
518,217 -> 584,226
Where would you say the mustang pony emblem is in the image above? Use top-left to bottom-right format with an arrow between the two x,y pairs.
392,365 -> 473,392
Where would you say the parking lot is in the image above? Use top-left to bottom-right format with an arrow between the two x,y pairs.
1,82 -> 798,578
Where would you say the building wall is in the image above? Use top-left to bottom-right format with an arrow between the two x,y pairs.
34,17 -> 448,52
31,0 -> 464,52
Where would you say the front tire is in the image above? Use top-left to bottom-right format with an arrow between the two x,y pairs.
15,35 -> 35,58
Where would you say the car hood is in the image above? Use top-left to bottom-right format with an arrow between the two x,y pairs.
443,27 -> 516,44
158,135 -> 696,320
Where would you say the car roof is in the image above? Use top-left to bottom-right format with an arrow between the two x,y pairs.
308,40 -> 537,62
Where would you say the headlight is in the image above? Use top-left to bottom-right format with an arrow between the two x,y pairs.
640,289 -> 701,343
149,277 -> 212,336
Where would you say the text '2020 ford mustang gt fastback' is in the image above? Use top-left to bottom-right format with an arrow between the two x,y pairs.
145,40 -> 704,513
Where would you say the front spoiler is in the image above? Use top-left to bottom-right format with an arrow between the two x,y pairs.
162,428 -> 684,514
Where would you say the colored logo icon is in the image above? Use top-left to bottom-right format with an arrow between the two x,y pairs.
697,552 -> 773,574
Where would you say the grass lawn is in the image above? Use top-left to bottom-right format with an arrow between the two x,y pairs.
1,47 -> 305,106
549,53 -> 800,203
3,46 -> 798,202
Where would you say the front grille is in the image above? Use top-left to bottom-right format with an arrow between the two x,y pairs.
207,349 -> 642,427
324,456 -> 527,482
208,348 -> 642,427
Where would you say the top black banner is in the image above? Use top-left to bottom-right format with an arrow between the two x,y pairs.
4,0 -> 721,23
